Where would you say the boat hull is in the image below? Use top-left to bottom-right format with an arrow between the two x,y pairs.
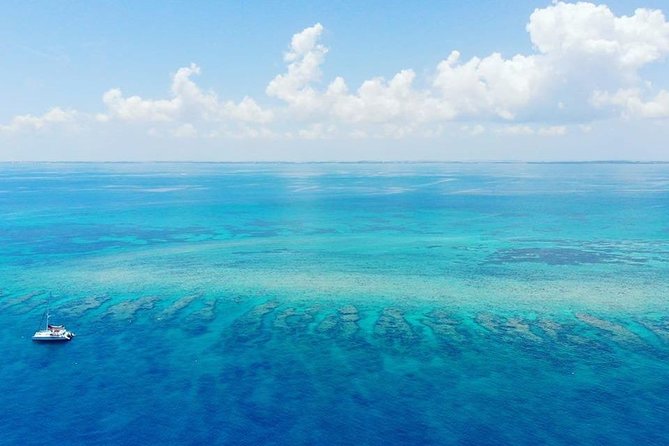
32,335 -> 73,342
32,328 -> 74,342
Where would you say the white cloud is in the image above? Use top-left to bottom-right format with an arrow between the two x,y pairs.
461,124 -> 485,136
495,124 -> 567,136
592,88 -> 669,118
172,123 -> 198,138
223,96 -> 274,124
266,26 -> 454,129
102,88 -> 178,122
2,2 -> 669,142
297,123 -> 336,139
266,23 -> 328,111
538,125 -> 567,136
528,2 -> 669,70
430,2 -> 669,122
433,51 -> 545,120
0,107 -> 79,133
101,63 -> 272,124
496,125 -> 535,135
262,1 -> 669,133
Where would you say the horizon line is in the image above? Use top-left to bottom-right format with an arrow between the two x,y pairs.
1,160 -> 669,165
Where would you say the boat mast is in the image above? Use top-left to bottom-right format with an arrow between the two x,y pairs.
45,292 -> 51,329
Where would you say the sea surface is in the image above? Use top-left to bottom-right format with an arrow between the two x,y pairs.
1,162 -> 668,445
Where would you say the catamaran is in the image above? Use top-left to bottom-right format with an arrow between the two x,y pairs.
32,297 -> 75,342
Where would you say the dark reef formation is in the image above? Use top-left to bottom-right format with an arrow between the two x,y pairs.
61,295 -> 111,317
156,294 -> 200,321
106,296 -> 158,321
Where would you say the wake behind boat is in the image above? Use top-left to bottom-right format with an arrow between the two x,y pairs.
32,297 -> 75,342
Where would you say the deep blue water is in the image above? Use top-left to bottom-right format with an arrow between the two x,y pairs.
1,162 -> 668,445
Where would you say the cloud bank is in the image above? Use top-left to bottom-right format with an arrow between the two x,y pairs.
2,1 -> 668,142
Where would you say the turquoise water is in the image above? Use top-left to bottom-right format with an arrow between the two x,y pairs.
1,162 -> 668,445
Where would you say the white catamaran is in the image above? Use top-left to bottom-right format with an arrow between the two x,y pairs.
32,296 -> 75,342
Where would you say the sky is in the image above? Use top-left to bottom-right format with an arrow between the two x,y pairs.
1,0 -> 668,161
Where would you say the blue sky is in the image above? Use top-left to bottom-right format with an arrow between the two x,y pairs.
1,0 -> 668,161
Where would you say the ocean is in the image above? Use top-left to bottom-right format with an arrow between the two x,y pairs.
1,162 -> 668,445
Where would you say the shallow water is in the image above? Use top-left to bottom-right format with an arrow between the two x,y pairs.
1,162 -> 668,445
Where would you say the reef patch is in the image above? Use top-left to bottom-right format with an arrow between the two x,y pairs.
156,294 -> 200,321
61,295 -> 111,317
106,295 -> 158,321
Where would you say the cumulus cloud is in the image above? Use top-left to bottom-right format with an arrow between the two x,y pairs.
262,1 -> 669,134
2,1 -> 669,142
522,1 -> 669,120
433,51 -> 545,120
266,23 -> 328,110
266,24 -> 453,127
264,24 -> 454,138
430,2 -> 669,122
592,88 -> 669,118
528,2 -> 669,69
0,107 -> 79,133
100,63 -> 273,124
